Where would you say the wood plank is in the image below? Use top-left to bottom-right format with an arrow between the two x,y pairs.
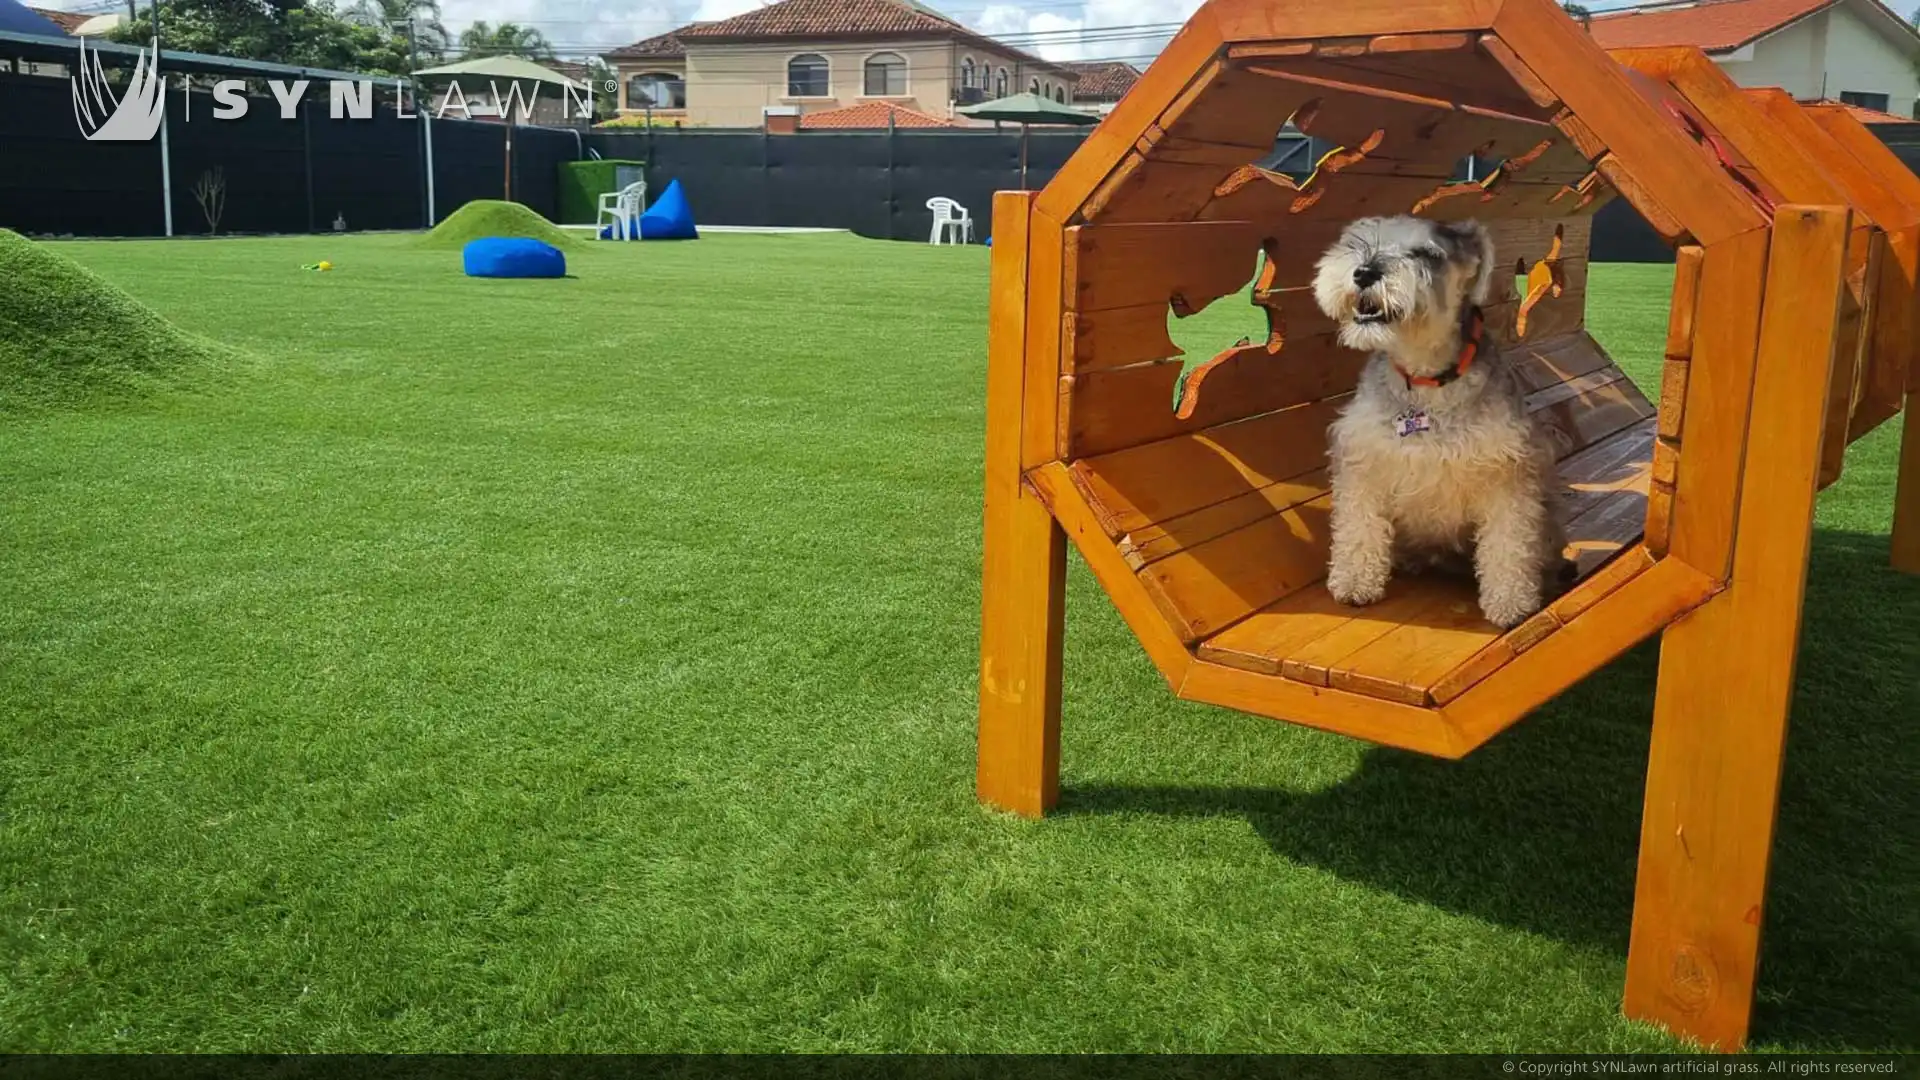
1072,221 -> 1263,312
1478,33 -> 1557,109
1652,436 -> 1679,487
1034,16 -> 1224,226
1062,339 -> 1366,459
978,193 -> 1066,818
1123,468 -> 1331,568
1023,206 -> 1067,471
1211,0 -> 1504,46
1328,581 -> 1499,705
1177,658 -> 1461,758
1533,373 -> 1656,460
1592,153 -> 1686,242
1558,417 -> 1655,518
1025,462 -> 1193,688
1567,485 -> 1651,575
1136,493 -> 1336,642
1441,554 -> 1718,751
1669,225 -> 1770,581
1657,358 -> 1689,441
1550,544 -> 1656,623
1197,585 -> 1368,675
1066,304 -> 1182,373
1509,331 -> 1616,392
1067,396 -> 1346,536
1666,245 -> 1704,359
1626,204 -> 1849,1051
1644,479 -> 1674,556
1089,159 -> 1235,225
1277,580 -> 1468,685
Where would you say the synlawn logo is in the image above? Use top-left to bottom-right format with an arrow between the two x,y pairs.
71,36 -> 164,142
68,36 -> 597,142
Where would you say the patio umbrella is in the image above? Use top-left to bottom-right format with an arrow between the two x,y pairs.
958,91 -> 1100,187
412,56 -> 586,202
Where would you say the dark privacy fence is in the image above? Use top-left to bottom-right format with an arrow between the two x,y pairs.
0,67 -> 1833,262
0,71 -> 578,236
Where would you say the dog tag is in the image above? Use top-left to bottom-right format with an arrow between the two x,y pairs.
1394,408 -> 1433,437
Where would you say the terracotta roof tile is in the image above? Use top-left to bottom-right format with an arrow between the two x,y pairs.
672,0 -> 1067,72
799,101 -> 952,128
681,0 -> 962,41
1588,0 -> 1837,52
28,6 -> 88,34
605,29 -> 687,60
1059,61 -> 1139,99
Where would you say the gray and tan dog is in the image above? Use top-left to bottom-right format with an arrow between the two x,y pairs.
1311,215 -> 1567,629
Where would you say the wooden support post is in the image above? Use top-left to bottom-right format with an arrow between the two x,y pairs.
1894,396 -> 1920,574
1626,206 -> 1850,1050
978,192 -> 1067,817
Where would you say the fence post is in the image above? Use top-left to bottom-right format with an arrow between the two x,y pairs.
301,98 -> 315,233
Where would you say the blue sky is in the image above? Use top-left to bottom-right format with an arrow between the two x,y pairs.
40,0 -> 1655,59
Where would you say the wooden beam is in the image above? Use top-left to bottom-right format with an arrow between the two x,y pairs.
1626,204 -> 1850,1049
978,192 -> 1068,818
1668,225 -> 1770,581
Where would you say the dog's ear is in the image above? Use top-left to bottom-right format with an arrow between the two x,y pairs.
1438,220 -> 1496,304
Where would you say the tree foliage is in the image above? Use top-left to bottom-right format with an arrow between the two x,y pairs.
456,21 -> 556,62
343,0 -> 449,61
111,0 -> 412,74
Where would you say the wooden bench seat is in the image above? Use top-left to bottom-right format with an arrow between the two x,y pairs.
1061,330 -> 1658,706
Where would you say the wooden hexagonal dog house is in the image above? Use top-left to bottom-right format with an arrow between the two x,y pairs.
977,0 -> 1918,1050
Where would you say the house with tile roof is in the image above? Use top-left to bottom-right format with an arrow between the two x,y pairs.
602,0 -> 1077,128
1057,61 -> 1140,114
1590,0 -> 1920,117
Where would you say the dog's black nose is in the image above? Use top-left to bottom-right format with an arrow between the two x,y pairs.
1353,264 -> 1383,288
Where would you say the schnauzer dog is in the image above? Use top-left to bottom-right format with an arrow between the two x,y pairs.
1312,215 -> 1566,630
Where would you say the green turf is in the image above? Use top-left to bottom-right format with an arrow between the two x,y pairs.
0,229 -> 236,412
0,233 -> 1913,1052
415,199 -> 580,250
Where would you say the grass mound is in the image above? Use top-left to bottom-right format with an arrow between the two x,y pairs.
416,199 -> 580,250
0,229 -> 233,412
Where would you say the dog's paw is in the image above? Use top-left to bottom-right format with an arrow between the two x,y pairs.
1327,570 -> 1387,608
1479,592 -> 1541,630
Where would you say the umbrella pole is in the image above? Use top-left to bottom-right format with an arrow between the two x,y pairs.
1020,123 -> 1029,189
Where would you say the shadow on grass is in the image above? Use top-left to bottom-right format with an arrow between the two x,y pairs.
1059,529 -> 1919,1049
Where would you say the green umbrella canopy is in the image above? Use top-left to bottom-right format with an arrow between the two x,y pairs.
958,91 -> 1100,126
412,55 -> 584,89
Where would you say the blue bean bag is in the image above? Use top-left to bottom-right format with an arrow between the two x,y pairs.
463,237 -> 566,278
639,179 -> 699,241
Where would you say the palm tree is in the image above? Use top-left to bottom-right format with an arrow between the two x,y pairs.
457,21 -> 557,62
344,0 -> 450,60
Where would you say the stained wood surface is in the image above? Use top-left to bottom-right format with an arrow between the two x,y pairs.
977,193 -> 1068,818
1195,417 -> 1655,703
1667,226 -> 1769,582
1626,204 -> 1849,1050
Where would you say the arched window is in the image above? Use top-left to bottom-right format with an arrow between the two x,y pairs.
626,71 -> 685,110
960,56 -> 975,89
864,51 -> 906,96
1029,77 -> 1040,95
1054,85 -> 1066,104
995,67 -> 1008,98
787,53 -> 829,97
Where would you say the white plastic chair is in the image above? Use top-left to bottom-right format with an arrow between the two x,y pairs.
928,197 -> 974,245
597,181 -> 647,240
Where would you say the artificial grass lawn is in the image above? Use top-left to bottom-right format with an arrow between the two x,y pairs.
0,229 -> 236,412
414,199 -> 580,251
1,233 -> 1914,1052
